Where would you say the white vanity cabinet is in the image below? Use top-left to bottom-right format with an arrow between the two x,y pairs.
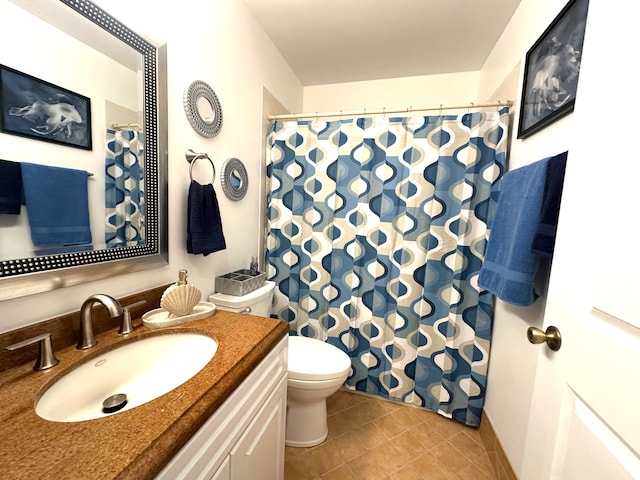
156,336 -> 288,480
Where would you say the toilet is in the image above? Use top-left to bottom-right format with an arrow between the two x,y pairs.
286,335 -> 351,447
210,281 -> 352,447
209,280 -> 276,317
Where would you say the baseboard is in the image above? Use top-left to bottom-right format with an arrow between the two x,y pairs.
479,411 -> 517,480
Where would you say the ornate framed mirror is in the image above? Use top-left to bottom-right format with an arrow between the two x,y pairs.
220,157 -> 248,201
183,80 -> 223,138
0,0 -> 168,300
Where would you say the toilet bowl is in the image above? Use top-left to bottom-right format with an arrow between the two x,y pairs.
286,335 -> 351,447
210,281 -> 352,447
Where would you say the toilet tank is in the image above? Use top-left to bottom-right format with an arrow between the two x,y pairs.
209,281 -> 275,318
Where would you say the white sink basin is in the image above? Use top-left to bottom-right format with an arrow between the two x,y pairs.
35,333 -> 217,422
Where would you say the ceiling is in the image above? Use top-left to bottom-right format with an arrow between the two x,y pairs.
243,0 -> 521,86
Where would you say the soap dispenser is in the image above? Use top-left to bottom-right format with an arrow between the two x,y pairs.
160,269 -> 202,317
249,256 -> 259,276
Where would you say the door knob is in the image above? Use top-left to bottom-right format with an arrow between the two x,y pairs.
527,326 -> 562,351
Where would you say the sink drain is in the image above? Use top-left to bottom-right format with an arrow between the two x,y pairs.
102,393 -> 128,414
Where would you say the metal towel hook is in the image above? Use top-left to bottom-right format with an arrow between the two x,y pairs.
186,149 -> 215,184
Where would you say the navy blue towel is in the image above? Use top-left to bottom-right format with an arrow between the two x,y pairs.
0,159 -> 22,214
187,180 -> 226,256
531,152 -> 568,258
21,163 -> 92,246
478,158 -> 550,306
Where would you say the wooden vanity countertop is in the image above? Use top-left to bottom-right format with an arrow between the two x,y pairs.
0,311 -> 288,480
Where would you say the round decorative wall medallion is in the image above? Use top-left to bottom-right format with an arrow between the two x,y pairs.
220,157 -> 248,201
183,80 -> 223,137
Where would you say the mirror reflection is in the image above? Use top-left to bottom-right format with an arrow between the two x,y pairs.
196,96 -> 215,124
0,0 -> 143,260
230,170 -> 243,190
0,0 -> 167,300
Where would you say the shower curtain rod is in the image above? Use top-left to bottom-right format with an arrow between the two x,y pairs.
268,100 -> 513,121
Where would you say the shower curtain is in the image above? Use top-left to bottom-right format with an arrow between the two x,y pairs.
105,129 -> 146,247
266,108 -> 509,426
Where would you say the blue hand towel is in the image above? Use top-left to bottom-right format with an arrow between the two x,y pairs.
531,152 -> 568,258
478,158 -> 550,306
21,163 -> 92,246
187,180 -> 226,256
0,159 -> 23,214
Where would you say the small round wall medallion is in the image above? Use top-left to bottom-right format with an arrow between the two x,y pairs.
183,80 -> 223,137
220,157 -> 248,201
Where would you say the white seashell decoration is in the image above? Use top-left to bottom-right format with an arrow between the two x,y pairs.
161,283 -> 202,317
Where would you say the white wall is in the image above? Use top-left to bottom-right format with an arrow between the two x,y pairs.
0,0 -> 303,332
303,71 -> 481,114
479,0 -> 582,475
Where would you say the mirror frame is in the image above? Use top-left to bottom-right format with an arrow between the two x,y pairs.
183,80 -> 223,138
0,0 -> 168,301
220,157 -> 248,201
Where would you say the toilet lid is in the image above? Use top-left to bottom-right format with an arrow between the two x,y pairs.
288,336 -> 351,381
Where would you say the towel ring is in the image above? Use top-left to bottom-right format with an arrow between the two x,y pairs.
186,149 -> 215,184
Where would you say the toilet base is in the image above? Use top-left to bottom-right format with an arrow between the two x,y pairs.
285,396 -> 329,447
285,429 -> 328,448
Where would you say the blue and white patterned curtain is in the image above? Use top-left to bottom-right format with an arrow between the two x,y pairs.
266,108 -> 508,426
105,129 -> 145,246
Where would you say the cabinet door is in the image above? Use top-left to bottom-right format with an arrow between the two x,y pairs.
229,376 -> 287,480
211,456 -> 230,480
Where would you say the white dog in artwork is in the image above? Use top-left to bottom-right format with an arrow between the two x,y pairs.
530,36 -> 580,118
9,94 -> 82,138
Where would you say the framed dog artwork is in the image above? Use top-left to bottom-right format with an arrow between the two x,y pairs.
0,65 -> 92,150
517,0 -> 590,139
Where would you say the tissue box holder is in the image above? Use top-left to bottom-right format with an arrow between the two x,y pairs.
215,269 -> 266,296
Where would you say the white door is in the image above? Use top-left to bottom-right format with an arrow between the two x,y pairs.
520,1 -> 640,478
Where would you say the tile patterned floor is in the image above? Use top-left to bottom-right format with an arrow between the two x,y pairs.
285,389 -> 496,480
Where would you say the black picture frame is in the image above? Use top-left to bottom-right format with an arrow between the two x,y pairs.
517,0 -> 589,139
0,65 -> 92,150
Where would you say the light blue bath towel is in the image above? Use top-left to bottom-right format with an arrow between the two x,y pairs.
478,157 -> 550,306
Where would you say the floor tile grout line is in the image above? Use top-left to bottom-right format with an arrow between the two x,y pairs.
286,390 -> 497,480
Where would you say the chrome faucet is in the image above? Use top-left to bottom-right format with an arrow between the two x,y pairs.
77,294 -> 123,349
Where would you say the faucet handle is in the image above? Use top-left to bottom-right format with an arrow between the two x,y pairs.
118,309 -> 134,335
118,300 -> 148,335
5,333 -> 59,371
